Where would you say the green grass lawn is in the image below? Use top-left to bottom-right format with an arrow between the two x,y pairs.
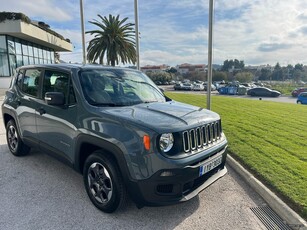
166,92 -> 307,220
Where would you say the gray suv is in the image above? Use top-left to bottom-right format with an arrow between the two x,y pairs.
2,64 -> 228,213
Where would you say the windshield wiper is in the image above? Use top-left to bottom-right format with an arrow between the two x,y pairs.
143,100 -> 158,103
90,102 -> 122,107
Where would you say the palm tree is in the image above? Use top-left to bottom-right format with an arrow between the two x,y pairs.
86,14 -> 136,66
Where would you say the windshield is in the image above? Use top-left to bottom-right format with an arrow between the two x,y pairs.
79,68 -> 166,106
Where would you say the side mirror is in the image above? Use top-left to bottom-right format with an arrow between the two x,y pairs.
45,92 -> 65,106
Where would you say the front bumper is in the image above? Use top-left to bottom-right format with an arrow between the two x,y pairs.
126,146 -> 227,206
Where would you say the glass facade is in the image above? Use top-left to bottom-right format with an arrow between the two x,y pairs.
0,35 -> 55,77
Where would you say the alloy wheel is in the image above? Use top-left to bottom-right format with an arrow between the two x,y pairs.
87,162 -> 113,204
7,125 -> 18,152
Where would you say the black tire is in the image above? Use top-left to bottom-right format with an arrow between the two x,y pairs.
297,100 -> 302,104
83,151 -> 127,213
6,119 -> 30,156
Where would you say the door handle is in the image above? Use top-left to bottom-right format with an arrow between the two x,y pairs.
37,107 -> 46,115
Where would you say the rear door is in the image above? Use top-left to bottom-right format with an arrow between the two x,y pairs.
15,68 -> 42,143
36,69 -> 78,164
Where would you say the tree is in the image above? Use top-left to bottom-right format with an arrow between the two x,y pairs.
146,71 -> 171,83
294,63 -> 304,71
259,68 -> 271,80
234,72 -> 253,83
165,67 -> 177,79
271,62 -> 284,80
221,59 -> 245,71
213,71 -> 227,81
86,14 -> 136,66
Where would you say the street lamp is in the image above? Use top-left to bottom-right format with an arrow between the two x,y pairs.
207,0 -> 214,110
134,0 -> 140,70
80,0 -> 86,64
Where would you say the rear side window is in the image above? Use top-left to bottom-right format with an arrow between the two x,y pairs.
21,69 -> 42,97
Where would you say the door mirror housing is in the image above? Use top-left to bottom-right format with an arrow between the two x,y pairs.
45,92 -> 65,106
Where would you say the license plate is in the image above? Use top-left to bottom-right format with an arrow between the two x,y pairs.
199,155 -> 223,176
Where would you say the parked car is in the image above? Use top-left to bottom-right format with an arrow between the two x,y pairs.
203,83 -> 216,91
193,83 -> 205,91
2,64 -> 228,213
181,82 -> 194,90
297,92 -> 307,104
173,83 -> 183,90
247,87 -> 281,97
291,87 -> 307,97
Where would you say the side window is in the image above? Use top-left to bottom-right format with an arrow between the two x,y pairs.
43,70 -> 76,105
22,69 -> 41,97
16,70 -> 24,89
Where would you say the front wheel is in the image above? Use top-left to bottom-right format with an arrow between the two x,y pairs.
83,151 -> 127,213
6,119 -> 30,156
297,100 -> 302,104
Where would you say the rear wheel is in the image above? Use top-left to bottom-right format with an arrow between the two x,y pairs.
6,119 -> 30,156
83,151 -> 127,213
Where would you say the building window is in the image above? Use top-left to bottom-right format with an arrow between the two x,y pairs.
8,54 -> 17,76
22,43 -> 29,56
15,40 -> 22,55
0,36 -> 7,52
16,55 -> 23,68
0,36 -> 56,77
7,38 -> 15,54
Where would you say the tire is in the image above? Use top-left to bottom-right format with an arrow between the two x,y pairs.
83,151 -> 127,213
297,101 -> 301,104
6,119 -> 30,156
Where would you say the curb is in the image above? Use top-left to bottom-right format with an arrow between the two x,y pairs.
227,155 -> 307,230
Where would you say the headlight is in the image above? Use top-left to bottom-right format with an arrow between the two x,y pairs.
159,133 -> 174,152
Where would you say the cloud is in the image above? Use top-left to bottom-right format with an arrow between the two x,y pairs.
0,0 -> 74,22
258,43 -> 293,52
3,0 -> 307,66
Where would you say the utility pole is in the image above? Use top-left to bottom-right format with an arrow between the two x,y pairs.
80,0 -> 86,64
134,0 -> 140,70
207,0 -> 214,110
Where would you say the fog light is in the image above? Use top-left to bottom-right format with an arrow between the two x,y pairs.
160,171 -> 175,177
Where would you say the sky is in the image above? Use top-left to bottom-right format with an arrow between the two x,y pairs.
1,0 -> 307,67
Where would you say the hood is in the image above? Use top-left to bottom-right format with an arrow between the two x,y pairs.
102,101 -> 220,132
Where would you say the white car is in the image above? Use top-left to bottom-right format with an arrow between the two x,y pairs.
193,83 -> 205,91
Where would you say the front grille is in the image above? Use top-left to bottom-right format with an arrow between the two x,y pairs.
183,120 -> 222,153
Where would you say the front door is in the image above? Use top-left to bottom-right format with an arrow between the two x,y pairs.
36,69 -> 78,164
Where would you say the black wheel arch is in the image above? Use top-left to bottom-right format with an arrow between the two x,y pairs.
74,134 -> 133,183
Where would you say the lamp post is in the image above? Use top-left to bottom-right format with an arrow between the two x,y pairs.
207,0 -> 214,110
80,0 -> 86,64
134,0 -> 140,70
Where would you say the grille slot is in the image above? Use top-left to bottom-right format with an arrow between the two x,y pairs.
183,120 -> 222,153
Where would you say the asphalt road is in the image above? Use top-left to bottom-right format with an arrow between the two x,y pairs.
0,105 -> 272,230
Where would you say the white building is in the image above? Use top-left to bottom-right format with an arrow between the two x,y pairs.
0,12 -> 73,88
176,63 -> 206,74
140,64 -> 169,73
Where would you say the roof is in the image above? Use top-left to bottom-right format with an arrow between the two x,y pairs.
0,12 -> 73,52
